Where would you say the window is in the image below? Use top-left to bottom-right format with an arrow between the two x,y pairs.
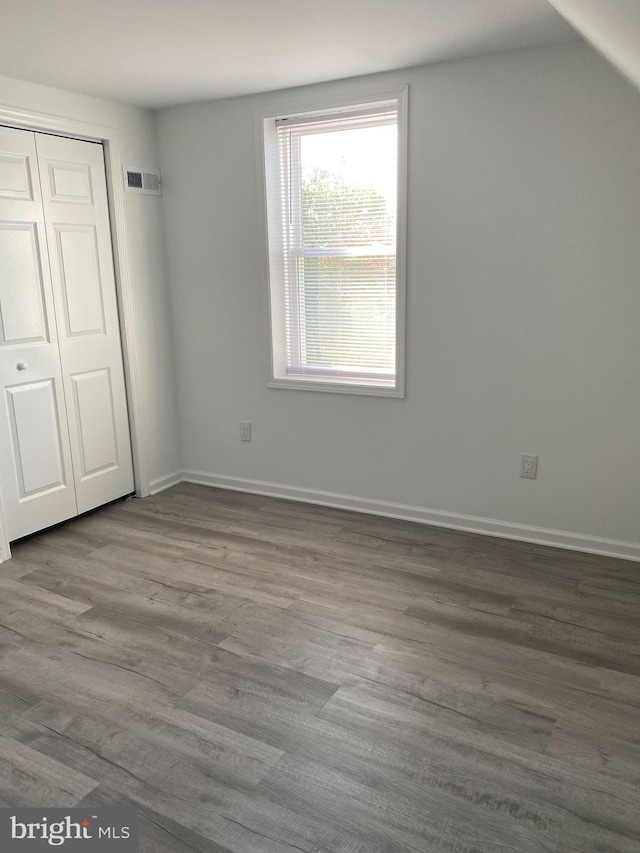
262,90 -> 407,395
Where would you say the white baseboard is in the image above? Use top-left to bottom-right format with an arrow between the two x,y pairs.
174,470 -> 640,563
148,471 -> 185,495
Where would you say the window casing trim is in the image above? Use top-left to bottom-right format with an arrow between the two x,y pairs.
257,86 -> 408,398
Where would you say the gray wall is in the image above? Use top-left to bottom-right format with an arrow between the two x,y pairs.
157,42 -> 640,548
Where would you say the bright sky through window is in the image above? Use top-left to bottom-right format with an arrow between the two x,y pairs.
301,125 -> 397,207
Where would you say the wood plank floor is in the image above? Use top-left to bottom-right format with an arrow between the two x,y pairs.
0,483 -> 639,852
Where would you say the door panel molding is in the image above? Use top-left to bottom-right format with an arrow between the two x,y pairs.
54,224 -> 106,337
70,368 -> 119,480
0,105 -> 151,562
5,379 -> 68,498
0,222 -> 50,346
0,151 -> 33,200
47,160 -> 93,204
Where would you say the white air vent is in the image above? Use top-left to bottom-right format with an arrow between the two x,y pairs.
123,166 -> 162,195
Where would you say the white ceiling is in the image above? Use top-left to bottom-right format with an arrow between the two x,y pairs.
0,0 -> 578,109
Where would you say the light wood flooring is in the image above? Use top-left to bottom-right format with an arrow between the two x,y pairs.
0,483 -> 639,852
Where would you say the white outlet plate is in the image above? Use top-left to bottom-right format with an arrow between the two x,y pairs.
239,422 -> 252,442
520,454 -> 538,479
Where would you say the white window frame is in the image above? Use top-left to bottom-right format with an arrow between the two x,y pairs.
257,87 -> 408,397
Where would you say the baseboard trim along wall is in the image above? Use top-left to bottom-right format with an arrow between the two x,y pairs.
148,471 -> 185,495
173,470 -> 640,563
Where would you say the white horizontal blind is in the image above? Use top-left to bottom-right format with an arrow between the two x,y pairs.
276,105 -> 398,385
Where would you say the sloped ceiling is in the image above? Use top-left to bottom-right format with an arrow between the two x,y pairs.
548,0 -> 640,93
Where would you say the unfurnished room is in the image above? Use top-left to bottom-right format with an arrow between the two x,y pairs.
0,1 -> 638,851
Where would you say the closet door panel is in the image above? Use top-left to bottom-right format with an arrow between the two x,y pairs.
5,379 -> 67,498
0,223 -> 49,345
54,225 -> 105,336
70,368 -> 119,479
35,133 -> 134,514
0,150 -> 33,199
0,126 -> 77,540
47,160 -> 92,204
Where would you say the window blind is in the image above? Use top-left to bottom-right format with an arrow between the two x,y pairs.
276,106 -> 399,385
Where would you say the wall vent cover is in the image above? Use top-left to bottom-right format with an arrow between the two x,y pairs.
123,166 -> 161,195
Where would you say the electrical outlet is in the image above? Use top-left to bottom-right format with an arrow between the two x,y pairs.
239,421 -> 252,442
520,454 -> 538,479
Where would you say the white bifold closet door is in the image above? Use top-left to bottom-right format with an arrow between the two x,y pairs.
0,126 -> 134,541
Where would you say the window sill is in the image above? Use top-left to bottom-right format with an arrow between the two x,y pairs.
268,377 -> 405,398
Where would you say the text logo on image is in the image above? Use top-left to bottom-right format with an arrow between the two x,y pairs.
0,809 -> 138,851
